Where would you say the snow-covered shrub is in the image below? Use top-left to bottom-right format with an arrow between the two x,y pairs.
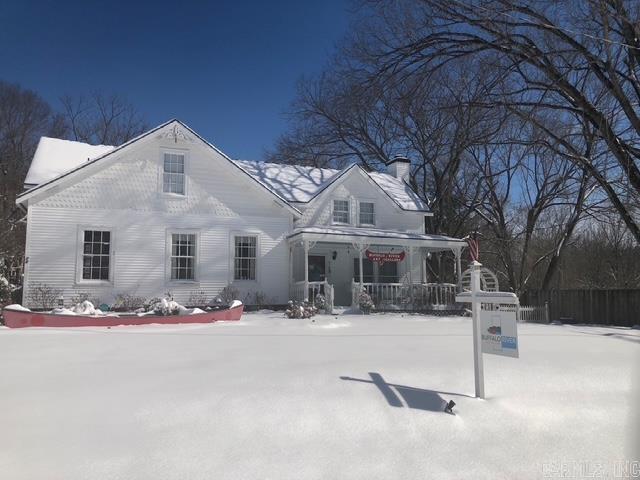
71,301 -> 100,315
28,283 -> 62,309
149,298 -> 184,316
285,300 -> 317,319
358,291 -> 375,314
70,292 -> 102,309
314,294 -> 326,311
0,275 -> 12,307
187,290 -> 208,306
113,293 -> 146,312
218,285 -> 240,304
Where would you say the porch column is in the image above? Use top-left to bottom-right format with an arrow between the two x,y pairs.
288,244 -> 294,299
304,240 -> 309,301
454,247 -> 463,292
358,246 -> 364,291
408,246 -> 414,305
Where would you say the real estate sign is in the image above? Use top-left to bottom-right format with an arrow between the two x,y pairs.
480,308 -> 519,358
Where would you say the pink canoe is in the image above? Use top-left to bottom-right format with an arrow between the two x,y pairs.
2,304 -> 243,328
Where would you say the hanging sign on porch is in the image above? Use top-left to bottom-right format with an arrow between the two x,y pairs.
365,249 -> 405,265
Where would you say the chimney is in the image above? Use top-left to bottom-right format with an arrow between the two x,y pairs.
387,155 -> 411,182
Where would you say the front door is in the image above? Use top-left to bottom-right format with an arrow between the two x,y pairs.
308,255 -> 326,282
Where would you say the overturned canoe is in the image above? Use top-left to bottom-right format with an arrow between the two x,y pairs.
2,302 -> 244,328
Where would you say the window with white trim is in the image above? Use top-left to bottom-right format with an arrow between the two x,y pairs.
82,230 -> 111,280
170,233 -> 196,280
163,152 -> 185,194
234,235 -> 257,280
332,199 -> 350,224
359,202 -> 375,225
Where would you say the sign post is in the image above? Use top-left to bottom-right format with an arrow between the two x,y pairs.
456,261 -> 519,399
470,261 -> 484,399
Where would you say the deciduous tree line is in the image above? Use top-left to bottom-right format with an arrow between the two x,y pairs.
268,0 -> 640,292
0,81 -> 146,281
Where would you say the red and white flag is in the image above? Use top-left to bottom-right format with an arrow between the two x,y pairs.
467,236 -> 479,262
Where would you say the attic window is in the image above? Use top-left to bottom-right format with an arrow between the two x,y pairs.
333,199 -> 350,224
163,153 -> 185,195
359,202 -> 375,226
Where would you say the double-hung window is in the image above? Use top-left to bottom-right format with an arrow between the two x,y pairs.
163,152 -> 185,195
332,199 -> 350,224
171,233 -> 196,280
82,230 -> 111,281
359,202 -> 375,226
234,235 -> 257,280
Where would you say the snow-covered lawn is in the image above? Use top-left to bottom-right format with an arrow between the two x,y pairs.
1,312 -> 638,479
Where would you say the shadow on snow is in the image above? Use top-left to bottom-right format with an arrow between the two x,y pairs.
340,372 -> 472,413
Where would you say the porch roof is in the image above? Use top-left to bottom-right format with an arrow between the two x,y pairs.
287,226 -> 465,251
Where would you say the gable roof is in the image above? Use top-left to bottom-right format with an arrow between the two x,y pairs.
233,160 -> 430,212
16,120 -> 301,216
18,120 -> 429,213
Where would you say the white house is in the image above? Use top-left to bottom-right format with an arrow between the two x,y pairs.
17,119 -> 466,310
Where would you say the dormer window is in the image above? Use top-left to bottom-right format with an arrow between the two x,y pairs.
332,199 -> 350,224
163,152 -> 185,195
359,202 -> 375,226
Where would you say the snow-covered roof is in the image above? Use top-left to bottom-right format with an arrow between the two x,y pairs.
24,137 -> 115,187
365,170 -> 429,211
232,160 -> 341,203
288,226 -> 464,249
22,132 -> 429,213
233,160 -> 429,212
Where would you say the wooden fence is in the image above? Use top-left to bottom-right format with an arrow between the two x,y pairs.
521,289 -> 640,327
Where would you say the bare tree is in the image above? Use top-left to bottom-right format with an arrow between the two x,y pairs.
364,0 -> 640,242
60,92 -> 147,146
0,81 -> 66,261
269,59 -> 500,237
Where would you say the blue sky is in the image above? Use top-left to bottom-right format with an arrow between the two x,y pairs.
0,0 -> 351,160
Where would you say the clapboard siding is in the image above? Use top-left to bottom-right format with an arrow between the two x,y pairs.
24,206 -> 290,307
35,135 -> 287,218
294,169 -> 425,232
22,125 -> 293,307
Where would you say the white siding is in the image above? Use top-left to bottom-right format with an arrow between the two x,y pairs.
294,169 -> 425,233
24,207 -> 290,307
21,122 -> 431,309
23,127 -> 293,307
34,136 -> 287,218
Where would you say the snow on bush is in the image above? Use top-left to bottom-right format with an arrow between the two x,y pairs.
314,294 -> 326,311
71,300 -> 101,315
358,291 -> 375,314
113,293 -> 146,312
70,292 -> 103,309
218,285 -> 240,304
144,298 -> 206,316
0,275 -> 11,306
285,300 -> 317,319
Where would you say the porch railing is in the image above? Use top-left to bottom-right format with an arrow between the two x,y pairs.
518,304 -> 549,323
351,280 -> 458,310
290,280 -> 334,313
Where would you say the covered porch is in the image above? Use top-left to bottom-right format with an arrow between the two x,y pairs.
287,226 -> 466,312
